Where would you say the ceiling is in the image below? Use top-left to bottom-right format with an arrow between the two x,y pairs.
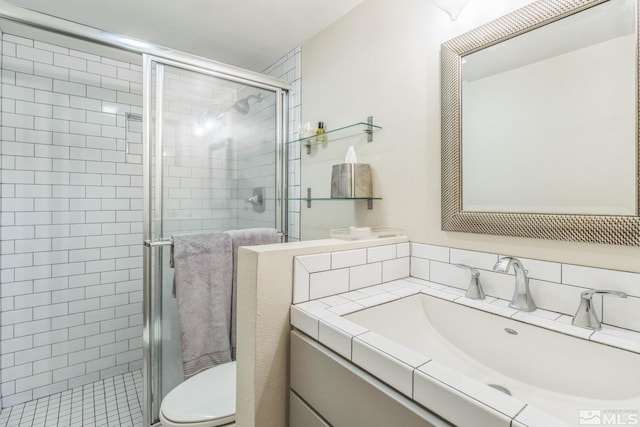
3,0 -> 366,72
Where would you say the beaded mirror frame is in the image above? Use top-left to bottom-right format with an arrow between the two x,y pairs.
440,0 -> 640,246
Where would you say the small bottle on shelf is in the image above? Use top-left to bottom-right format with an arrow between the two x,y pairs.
316,121 -> 327,143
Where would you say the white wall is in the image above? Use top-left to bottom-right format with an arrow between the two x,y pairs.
302,0 -> 640,274
300,0 -> 640,272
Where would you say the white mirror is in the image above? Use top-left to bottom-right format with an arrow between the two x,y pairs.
441,0 -> 640,245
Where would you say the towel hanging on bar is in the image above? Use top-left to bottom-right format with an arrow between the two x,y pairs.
172,232 -> 233,378
144,231 -> 284,269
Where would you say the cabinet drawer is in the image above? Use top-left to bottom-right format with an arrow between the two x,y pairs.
290,330 -> 451,427
290,391 -> 331,427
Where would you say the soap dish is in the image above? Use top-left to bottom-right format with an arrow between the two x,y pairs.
330,226 -> 407,241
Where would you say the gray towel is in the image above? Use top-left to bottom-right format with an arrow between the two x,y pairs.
225,228 -> 279,359
172,232 -> 233,379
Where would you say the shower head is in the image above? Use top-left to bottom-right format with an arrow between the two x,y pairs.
231,94 -> 263,115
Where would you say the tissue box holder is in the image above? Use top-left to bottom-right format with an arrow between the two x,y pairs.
331,163 -> 372,198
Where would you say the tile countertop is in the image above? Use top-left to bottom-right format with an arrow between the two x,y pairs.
290,277 -> 640,427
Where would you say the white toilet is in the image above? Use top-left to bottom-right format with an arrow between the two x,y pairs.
159,361 -> 236,427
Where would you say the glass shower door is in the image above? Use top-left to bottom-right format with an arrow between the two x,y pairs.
143,55 -> 285,426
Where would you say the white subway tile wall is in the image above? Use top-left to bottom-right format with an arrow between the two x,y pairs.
1,35 -> 289,406
296,253 -> 331,273
292,241 -> 640,334
159,66 -> 238,234
1,33 -> 144,407
235,88 -> 277,230
263,47 -> 301,241
309,269 -> 349,300
350,262 -> 382,290
293,243 -> 411,304
410,243 -> 640,333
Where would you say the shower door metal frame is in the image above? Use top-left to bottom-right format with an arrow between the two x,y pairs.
142,54 -> 289,426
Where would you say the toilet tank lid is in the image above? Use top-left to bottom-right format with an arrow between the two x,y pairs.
161,361 -> 236,424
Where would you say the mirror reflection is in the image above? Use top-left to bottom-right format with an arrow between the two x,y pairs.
461,0 -> 637,215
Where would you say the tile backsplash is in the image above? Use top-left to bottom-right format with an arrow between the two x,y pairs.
293,241 -> 640,334
293,243 -> 410,303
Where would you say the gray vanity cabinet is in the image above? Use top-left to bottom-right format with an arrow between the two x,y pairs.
290,391 -> 331,427
289,330 -> 451,427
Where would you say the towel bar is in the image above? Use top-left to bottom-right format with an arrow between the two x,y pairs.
143,238 -> 175,267
144,231 -> 284,269
143,238 -> 173,248
144,231 -> 284,250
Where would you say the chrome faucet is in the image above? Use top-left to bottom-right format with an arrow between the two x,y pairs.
493,257 -> 537,312
455,264 -> 485,300
572,289 -> 627,330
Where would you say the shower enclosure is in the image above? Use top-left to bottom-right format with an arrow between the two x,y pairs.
0,4 -> 290,426
142,57 -> 288,425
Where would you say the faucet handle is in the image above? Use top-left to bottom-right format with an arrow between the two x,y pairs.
580,289 -> 627,300
455,263 -> 480,277
455,264 -> 485,300
572,289 -> 627,330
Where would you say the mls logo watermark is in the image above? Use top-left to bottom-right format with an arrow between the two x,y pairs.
579,410 -> 639,425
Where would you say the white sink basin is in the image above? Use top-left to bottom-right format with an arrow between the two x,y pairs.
345,293 -> 640,425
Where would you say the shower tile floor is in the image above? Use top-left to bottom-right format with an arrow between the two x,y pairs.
0,370 -> 143,427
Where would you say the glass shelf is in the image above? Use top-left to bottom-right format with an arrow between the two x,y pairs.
289,196 -> 382,210
289,197 -> 382,201
330,227 -> 406,241
288,117 -> 382,154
